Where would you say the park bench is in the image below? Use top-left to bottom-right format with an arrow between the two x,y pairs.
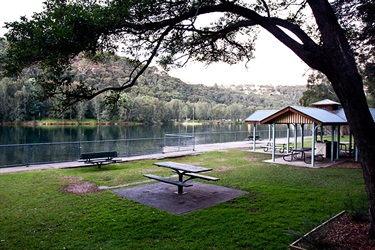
248,134 -> 261,141
78,151 -> 121,168
183,172 -> 220,181
144,161 -> 220,194
144,174 -> 193,188
304,154 -> 325,163
282,152 -> 300,162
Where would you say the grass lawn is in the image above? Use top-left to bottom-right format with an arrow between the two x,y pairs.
0,150 -> 366,249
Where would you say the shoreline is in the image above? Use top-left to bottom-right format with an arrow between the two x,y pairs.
0,120 -> 243,127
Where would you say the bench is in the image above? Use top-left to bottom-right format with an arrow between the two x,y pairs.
144,174 -> 193,187
282,152 -> 300,162
78,151 -> 121,168
248,135 -> 261,141
304,154 -> 325,163
184,172 -> 220,181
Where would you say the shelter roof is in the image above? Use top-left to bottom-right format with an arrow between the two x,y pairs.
261,106 -> 347,125
370,108 -> 375,121
245,110 -> 279,124
312,99 -> 341,106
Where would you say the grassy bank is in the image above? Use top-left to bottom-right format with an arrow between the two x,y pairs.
0,150 -> 365,249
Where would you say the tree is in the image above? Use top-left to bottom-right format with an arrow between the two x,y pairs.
299,71 -> 338,107
2,0 -> 375,237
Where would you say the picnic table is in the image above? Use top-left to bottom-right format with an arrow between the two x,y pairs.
283,147 -> 312,162
339,142 -> 352,154
144,161 -> 219,194
262,141 -> 292,153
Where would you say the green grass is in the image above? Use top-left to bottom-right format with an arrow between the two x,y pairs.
0,150 -> 365,249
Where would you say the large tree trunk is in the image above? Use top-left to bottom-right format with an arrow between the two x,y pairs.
328,70 -> 375,238
306,0 -> 375,238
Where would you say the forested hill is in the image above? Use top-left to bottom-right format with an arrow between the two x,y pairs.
132,66 -> 305,109
0,50 -> 306,123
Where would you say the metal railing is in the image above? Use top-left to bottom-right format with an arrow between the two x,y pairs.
0,129 -> 306,168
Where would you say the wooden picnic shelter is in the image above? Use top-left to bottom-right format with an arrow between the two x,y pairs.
246,99 -> 357,167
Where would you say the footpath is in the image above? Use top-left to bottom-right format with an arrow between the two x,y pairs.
0,140 -> 257,174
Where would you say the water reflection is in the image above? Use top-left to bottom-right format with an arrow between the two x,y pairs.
0,123 -> 249,145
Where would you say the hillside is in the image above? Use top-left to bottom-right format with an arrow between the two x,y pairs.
0,51 -> 306,123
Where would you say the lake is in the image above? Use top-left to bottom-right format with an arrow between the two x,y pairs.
0,123 -> 307,167
0,123 -> 251,145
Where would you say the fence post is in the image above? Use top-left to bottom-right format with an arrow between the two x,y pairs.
25,144 -> 29,167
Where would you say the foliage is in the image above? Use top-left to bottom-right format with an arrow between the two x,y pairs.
343,192 -> 369,222
0,0 -> 313,108
0,51 -> 305,123
299,71 -> 338,106
331,0 -> 375,105
0,150 -> 366,249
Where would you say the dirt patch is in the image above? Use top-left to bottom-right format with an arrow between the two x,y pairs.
61,176 -> 99,194
62,182 -> 99,194
328,160 -> 361,169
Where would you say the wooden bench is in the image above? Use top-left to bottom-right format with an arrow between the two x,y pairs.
144,174 -> 193,187
78,151 -> 121,168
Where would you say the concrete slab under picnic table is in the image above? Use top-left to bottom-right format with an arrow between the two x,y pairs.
113,181 -> 247,215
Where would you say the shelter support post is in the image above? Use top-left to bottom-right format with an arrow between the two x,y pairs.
337,125 -> 341,161
268,124 -> 271,141
294,123 -> 298,150
286,123 -> 290,154
331,126 -> 335,162
301,124 -> 305,148
311,122 -> 316,167
349,130 -> 355,157
253,124 -> 257,151
272,123 -> 276,162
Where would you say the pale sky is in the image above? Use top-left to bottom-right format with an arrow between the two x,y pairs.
0,0 -> 309,86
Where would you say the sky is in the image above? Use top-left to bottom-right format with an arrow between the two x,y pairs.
0,0 -> 310,86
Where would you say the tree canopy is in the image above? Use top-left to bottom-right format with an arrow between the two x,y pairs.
0,0 -> 319,107
0,49 -> 304,122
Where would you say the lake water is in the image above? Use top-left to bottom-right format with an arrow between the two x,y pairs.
0,123 -> 308,167
0,123 -> 251,145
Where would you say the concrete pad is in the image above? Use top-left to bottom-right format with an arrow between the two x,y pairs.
113,181 -> 247,215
